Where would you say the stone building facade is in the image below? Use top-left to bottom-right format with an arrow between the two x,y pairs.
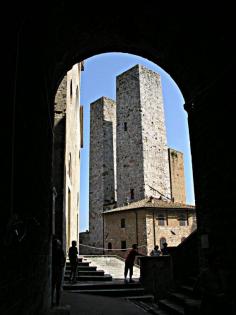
103,198 -> 196,259
89,97 -> 116,251
116,65 -> 171,206
53,62 -> 84,251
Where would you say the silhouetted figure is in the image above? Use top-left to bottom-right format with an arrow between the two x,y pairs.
161,242 -> 169,255
68,240 -> 78,283
124,244 -> 141,283
150,245 -> 161,256
51,238 -> 65,307
193,250 -> 234,315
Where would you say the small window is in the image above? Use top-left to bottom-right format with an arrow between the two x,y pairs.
124,122 -> 127,131
76,86 -> 79,107
108,242 -> 112,250
68,153 -> 72,180
130,189 -> 134,200
121,240 -> 126,251
179,214 -> 187,226
121,218 -> 126,228
70,80 -> 73,99
157,215 -> 165,226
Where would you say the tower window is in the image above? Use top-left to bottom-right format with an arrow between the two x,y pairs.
121,218 -> 125,228
124,122 -> 127,131
157,215 -> 165,226
179,214 -> 188,226
108,242 -> 112,250
130,189 -> 134,200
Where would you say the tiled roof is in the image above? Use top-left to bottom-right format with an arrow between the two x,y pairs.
103,198 -> 195,214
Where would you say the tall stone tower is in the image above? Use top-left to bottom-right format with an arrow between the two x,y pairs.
116,65 -> 171,206
168,148 -> 186,203
89,97 -> 116,250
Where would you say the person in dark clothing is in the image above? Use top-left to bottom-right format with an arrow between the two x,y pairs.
51,238 -> 66,307
124,244 -> 142,283
68,240 -> 78,283
161,242 -> 169,255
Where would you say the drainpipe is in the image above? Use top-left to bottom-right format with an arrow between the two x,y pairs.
103,213 -> 105,255
152,210 -> 156,246
135,211 -> 138,245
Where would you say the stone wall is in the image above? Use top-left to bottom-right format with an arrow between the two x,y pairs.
168,148 -> 186,203
53,76 -> 66,246
116,65 -> 171,207
64,63 -> 83,251
139,256 -> 173,299
54,63 -> 83,252
89,97 -> 116,252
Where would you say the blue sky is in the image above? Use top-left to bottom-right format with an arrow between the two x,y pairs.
79,53 -> 195,232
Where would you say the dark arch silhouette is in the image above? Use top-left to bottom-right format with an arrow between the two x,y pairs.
2,3 -> 235,314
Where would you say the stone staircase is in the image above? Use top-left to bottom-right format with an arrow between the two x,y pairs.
155,276 -> 201,315
63,256 -> 146,297
63,256 -> 202,314
129,276 -> 201,315
63,257 -> 112,286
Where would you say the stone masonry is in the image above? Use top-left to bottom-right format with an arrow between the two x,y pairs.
116,65 -> 171,206
168,148 -> 186,203
89,97 -> 116,251
53,63 -> 83,252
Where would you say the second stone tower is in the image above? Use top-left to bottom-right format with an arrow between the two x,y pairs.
116,65 -> 171,206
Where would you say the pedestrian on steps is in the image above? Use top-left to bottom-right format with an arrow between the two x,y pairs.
124,244 -> 142,283
68,240 -> 78,283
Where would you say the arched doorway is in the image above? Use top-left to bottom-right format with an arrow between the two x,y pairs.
3,4 -> 235,314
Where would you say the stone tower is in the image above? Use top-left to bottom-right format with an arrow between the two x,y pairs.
168,148 -> 186,203
116,65 -> 171,206
89,97 -> 116,250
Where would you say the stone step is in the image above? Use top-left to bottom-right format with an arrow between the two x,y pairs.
65,287 -> 145,297
168,292 -> 188,306
65,270 -> 104,276
63,281 -> 142,291
66,262 -> 90,268
65,259 -> 82,265
130,300 -> 170,315
76,266 -> 97,271
126,295 -> 154,303
63,275 -> 112,287
158,299 -> 184,315
178,285 -> 195,298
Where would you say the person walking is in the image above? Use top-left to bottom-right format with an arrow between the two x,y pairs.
124,244 -> 142,283
68,240 -> 78,283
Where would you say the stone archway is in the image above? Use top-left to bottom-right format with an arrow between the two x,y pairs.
2,3 -> 235,314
